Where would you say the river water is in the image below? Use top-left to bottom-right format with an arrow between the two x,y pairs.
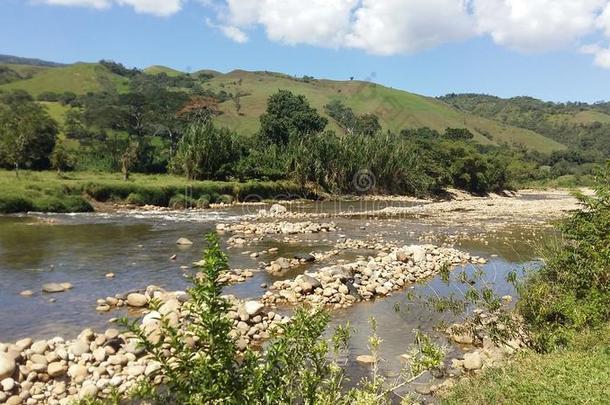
0,199 -> 549,389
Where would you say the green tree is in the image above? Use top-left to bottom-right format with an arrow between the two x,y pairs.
260,90 -> 327,145
50,139 -> 76,175
0,92 -> 58,176
120,140 -> 139,181
354,113 -> 381,136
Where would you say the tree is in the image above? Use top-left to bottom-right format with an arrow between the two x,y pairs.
50,139 -> 76,175
0,92 -> 58,176
354,113 -> 381,136
121,140 -> 139,181
260,90 -> 327,145
171,121 -> 241,181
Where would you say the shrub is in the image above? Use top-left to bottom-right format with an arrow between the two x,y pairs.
0,195 -> 34,213
518,164 -> 610,351
125,192 -> 145,206
217,194 -> 234,204
196,196 -> 210,208
168,193 -> 194,209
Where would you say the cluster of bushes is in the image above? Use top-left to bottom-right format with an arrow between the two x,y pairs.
517,165 -> 610,351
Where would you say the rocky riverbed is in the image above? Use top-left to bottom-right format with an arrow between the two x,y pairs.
0,191 -> 579,403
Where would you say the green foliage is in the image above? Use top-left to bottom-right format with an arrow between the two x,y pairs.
170,121 -> 242,180
518,164 -> 610,351
51,139 -> 76,174
260,90 -> 328,145
0,90 -> 58,171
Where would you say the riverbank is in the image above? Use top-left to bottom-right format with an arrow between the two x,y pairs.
0,170 -> 307,214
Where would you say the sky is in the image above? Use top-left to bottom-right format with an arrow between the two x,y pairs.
1,0 -> 610,103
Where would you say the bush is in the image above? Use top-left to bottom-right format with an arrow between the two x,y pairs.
168,193 -> 194,209
196,196 -> 210,208
518,164 -> 610,351
217,194 -> 234,204
0,195 -> 34,213
125,192 -> 145,206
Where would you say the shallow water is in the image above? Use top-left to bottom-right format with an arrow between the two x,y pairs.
0,199 -> 550,388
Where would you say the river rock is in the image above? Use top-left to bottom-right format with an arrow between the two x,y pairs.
30,341 -> 48,355
294,253 -> 315,262
176,238 -> 193,245
269,204 -> 287,215
79,383 -> 98,399
47,362 -> 67,378
41,283 -> 66,293
463,351 -> 483,370
15,338 -> 33,351
127,293 -> 148,307
356,355 -> 376,365
1,377 -> 15,392
70,340 -> 90,356
19,290 -> 33,297
0,354 -> 16,380
243,301 -> 264,316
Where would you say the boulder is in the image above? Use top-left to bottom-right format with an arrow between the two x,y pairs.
176,238 -> 193,245
127,293 -> 148,307
463,351 -> 483,370
269,204 -> 287,216
41,283 -> 66,293
70,340 -> 90,356
1,377 -> 15,392
47,362 -> 67,378
356,355 -> 376,365
0,354 -> 16,380
243,301 -> 265,317
294,253 -> 315,263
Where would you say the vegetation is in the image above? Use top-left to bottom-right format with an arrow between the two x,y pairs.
113,233 -> 445,404
443,165 -> 610,403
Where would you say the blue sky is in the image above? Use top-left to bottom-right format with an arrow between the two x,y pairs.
2,0 -> 610,103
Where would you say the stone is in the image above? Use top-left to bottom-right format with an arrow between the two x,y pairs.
70,340 -> 90,356
1,377 -> 15,392
19,290 -> 33,297
6,395 -> 21,405
92,348 -> 107,363
176,238 -> 193,245
42,283 -> 66,293
243,301 -> 264,316
269,204 -> 287,215
15,338 -> 33,351
127,293 -> 148,307
105,273 -> 115,279
294,253 -> 315,262
0,354 -> 16,380
125,365 -> 145,377
47,362 -> 67,378
463,351 -> 483,370
356,355 -> 376,365
68,364 -> 88,379
79,384 -> 99,399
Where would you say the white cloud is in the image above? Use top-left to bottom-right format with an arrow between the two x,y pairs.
41,0 -> 111,8
220,25 -> 249,43
345,0 -> 475,55
472,0 -> 606,52
582,43 -> 610,68
116,0 -> 184,17
40,0 -> 184,16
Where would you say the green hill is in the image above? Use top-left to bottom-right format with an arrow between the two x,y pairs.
205,70 -> 564,153
0,63 -> 129,96
0,59 -> 566,153
144,65 -> 184,77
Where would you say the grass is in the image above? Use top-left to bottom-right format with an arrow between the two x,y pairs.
207,70 -> 565,153
1,61 -> 565,153
144,65 -> 185,77
0,63 -> 129,96
443,325 -> 610,404
0,170 -> 307,213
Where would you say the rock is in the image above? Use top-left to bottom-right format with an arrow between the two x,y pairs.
294,253 -> 315,262
19,290 -> 33,297
144,362 -> 162,377
243,301 -> 265,316
15,338 -> 33,351
105,273 -> 115,279
41,283 -> 66,293
501,295 -> 513,304
1,354 -> 17,380
127,293 -> 148,307
356,355 -> 376,365
300,274 -> 321,289
463,351 -> 483,370
6,395 -> 21,405
92,348 -> 107,363
1,377 -> 15,392
70,340 -> 90,356
47,362 -> 67,378
79,384 -> 99,399
269,204 -> 287,215
176,238 -> 193,245
125,365 -> 145,377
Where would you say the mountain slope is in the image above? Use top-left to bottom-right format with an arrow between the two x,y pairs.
0,63 -> 129,96
0,58 -> 565,153
206,70 -> 565,153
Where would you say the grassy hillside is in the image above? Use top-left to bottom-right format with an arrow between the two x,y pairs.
0,60 -> 566,153
205,70 -> 564,153
0,63 -> 129,96
144,65 -> 184,77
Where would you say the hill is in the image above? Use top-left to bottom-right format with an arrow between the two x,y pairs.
0,58 -> 566,153
440,94 -> 610,157
0,54 -> 66,67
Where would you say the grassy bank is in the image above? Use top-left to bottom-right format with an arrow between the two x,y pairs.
443,325 -> 610,404
0,170 -> 308,213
